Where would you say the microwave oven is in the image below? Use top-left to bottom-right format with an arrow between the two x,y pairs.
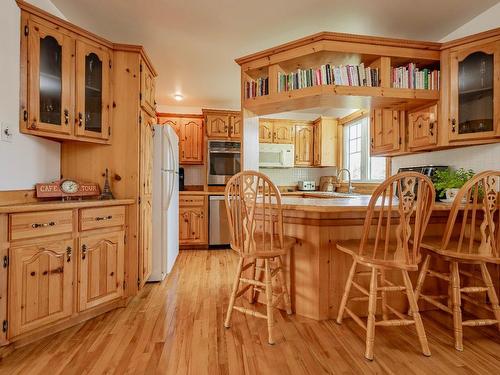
259,143 -> 294,168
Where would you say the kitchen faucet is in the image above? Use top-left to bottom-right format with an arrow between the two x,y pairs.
337,168 -> 353,194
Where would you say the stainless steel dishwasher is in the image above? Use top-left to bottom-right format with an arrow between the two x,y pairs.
209,195 -> 231,246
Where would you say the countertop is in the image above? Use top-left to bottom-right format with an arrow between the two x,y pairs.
0,198 -> 135,214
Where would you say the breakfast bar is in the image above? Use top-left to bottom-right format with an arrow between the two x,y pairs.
275,194 -> 452,320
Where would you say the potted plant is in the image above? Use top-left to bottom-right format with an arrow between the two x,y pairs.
432,168 -> 475,202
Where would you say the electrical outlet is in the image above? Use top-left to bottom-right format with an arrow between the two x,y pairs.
1,122 -> 13,142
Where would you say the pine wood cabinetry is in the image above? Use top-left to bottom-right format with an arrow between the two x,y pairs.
140,60 -> 156,116
2,202 -> 131,344
408,104 -> 438,150
259,119 -> 295,144
448,41 -> 500,142
180,118 -> 204,164
259,120 -> 273,143
370,109 -> 404,156
179,195 -> 207,245
8,239 -> 74,338
157,115 -> 204,165
21,8 -> 113,144
294,124 -> 314,166
78,231 -> 124,311
313,117 -> 338,167
203,109 -> 242,139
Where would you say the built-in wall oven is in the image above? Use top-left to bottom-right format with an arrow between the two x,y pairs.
207,141 -> 241,185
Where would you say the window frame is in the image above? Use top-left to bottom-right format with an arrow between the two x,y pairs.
343,114 -> 386,183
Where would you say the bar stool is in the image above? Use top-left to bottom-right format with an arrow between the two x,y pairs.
223,171 -> 294,345
414,170 -> 500,351
336,172 -> 435,360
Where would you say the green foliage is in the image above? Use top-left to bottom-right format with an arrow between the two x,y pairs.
432,168 -> 475,198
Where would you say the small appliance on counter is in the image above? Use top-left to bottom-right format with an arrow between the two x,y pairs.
397,165 -> 448,201
319,176 -> 337,192
179,167 -> 185,191
298,180 -> 316,191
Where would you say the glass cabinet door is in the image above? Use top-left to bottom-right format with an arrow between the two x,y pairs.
450,42 -> 499,140
75,40 -> 110,140
28,22 -> 72,134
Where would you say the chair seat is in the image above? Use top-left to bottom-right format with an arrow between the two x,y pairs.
421,236 -> 500,264
336,239 -> 420,271
231,234 -> 296,258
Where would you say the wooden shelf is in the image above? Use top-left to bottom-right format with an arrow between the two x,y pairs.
243,85 -> 439,115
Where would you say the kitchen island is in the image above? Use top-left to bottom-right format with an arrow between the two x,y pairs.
272,195 -> 451,321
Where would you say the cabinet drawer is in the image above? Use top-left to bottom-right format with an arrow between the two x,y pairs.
179,195 -> 206,207
80,206 -> 125,231
10,210 -> 73,241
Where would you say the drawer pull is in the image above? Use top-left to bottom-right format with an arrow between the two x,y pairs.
31,221 -> 55,229
82,244 -> 87,260
95,215 -> 113,221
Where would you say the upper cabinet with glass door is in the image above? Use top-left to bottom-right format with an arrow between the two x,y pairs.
449,42 -> 500,141
27,20 -> 73,136
20,12 -> 114,144
75,41 -> 110,140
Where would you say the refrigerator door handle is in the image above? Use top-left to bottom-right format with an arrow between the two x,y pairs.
163,133 -> 176,210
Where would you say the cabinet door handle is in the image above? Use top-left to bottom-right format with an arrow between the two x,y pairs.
66,246 -> 72,262
429,122 -> 435,136
31,221 -> 55,229
95,215 -> 113,221
82,244 -> 87,260
64,109 -> 69,125
78,112 -> 83,127
451,118 -> 456,132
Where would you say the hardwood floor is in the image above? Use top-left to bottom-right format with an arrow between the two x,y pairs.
1,249 -> 500,374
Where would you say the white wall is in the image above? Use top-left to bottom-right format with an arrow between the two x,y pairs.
392,3 -> 500,175
0,0 -> 65,191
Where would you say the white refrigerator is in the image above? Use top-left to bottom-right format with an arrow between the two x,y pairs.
150,125 -> 179,281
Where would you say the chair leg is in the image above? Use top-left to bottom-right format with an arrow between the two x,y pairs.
224,257 -> 244,329
277,256 -> 292,315
250,258 -> 258,303
337,260 -> 357,324
450,261 -> 463,351
380,269 -> 388,321
365,267 -> 378,361
402,269 -> 431,357
479,262 -> 500,331
409,254 -> 431,316
264,259 -> 275,345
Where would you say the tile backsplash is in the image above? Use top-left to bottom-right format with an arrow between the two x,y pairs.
391,143 -> 500,175
260,167 -> 337,187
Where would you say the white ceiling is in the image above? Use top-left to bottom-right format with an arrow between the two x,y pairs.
50,0 -> 499,110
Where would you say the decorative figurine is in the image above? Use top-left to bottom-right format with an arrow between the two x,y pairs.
100,168 -> 115,200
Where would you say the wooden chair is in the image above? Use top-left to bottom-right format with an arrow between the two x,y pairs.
336,172 -> 435,360
223,171 -> 294,345
414,170 -> 500,351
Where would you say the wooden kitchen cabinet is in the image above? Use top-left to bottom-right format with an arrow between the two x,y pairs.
78,231 -> 124,311
21,12 -> 112,144
259,120 -> 273,143
370,109 -> 404,156
449,41 -> 500,141
74,40 -> 111,141
294,123 -> 314,166
408,104 -> 438,150
180,118 -> 204,164
203,109 -> 242,139
313,117 -> 337,167
139,113 -> 154,286
258,119 -> 295,144
8,239 -> 74,338
160,117 -> 181,137
140,59 -> 157,116
179,195 -> 207,246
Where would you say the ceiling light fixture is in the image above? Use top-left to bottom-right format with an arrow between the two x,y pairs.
173,94 -> 183,101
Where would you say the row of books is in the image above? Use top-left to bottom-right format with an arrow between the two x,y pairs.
391,64 -> 440,90
245,77 -> 269,99
277,63 -> 380,92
